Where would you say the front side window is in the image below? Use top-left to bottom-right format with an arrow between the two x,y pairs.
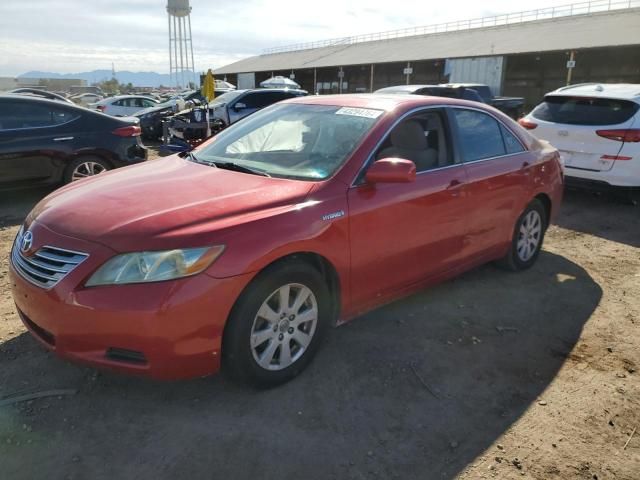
374,109 -> 453,173
194,103 -> 382,180
452,109 -> 506,162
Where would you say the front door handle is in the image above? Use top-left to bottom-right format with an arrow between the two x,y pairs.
53,137 -> 74,142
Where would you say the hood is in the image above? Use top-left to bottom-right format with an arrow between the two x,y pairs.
29,156 -> 314,252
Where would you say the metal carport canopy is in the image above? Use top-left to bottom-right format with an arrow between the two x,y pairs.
216,8 -> 640,74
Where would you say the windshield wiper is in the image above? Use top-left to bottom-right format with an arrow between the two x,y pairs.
185,151 -> 203,163
186,152 -> 270,177
213,161 -> 271,177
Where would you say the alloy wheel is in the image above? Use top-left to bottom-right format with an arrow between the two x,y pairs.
250,283 -> 318,371
71,161 -> 107,181
517,210 -> 542,262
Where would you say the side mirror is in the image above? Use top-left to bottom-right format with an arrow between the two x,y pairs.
365,158 -> 416,184
233,102 -> 246,111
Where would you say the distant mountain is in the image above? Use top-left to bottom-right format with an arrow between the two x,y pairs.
18,70 -> 184,87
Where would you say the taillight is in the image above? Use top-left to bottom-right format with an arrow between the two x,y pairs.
518,118 -> 538,130
596,129 -> 640,143
96,105 -> 107,112
112,126 -> 141,137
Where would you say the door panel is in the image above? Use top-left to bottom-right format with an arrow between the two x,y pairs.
348,165 -> 469,309
0,130 -> 60,185
449,107 -> 532,258
462,154 -> 533,256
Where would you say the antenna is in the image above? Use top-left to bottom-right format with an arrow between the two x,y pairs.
167,0 -> 195,89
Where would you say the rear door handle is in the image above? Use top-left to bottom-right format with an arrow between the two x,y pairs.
53,137 -> 74,142
446,179 -> 464,196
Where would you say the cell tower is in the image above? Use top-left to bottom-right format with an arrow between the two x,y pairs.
167,0 -> 195,89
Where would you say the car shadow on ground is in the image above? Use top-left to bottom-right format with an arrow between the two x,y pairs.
555,188 -> 640,248
0,187 -> 55,228
0,251 -> 601,479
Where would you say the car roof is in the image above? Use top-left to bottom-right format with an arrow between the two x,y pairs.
283,93 -> 489,112
236,88 -> 307,94
547,83 -> 640,102
440,83 -> 486,89
0,93 -> 97,112
376,85 -> 441,93
104,95 -> 156,101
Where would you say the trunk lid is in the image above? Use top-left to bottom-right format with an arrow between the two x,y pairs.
528,95 -> 638,172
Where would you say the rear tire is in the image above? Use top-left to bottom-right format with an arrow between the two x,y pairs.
63,156 -> 110,184
497,199 -> 547,271
222,261 -> 331,388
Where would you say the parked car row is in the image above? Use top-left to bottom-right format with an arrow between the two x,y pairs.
9,92 -> 563,387
166,88 -> 309,144
4,82 -> 638,389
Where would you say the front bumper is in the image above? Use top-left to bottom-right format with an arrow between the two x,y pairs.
9,222 -> 252,380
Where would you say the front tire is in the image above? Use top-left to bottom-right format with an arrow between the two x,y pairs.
497,199 -> 547,271
222,261 -> 331,387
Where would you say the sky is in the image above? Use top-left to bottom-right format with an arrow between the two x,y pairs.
0,0 -> 574,76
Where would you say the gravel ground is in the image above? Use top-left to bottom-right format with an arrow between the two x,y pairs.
0,172 -> 638,479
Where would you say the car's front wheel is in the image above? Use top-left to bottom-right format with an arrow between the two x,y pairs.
222,261 -> 331,387
498,198 -> 547,271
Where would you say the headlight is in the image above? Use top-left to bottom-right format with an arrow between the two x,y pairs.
85,246 -> 225,286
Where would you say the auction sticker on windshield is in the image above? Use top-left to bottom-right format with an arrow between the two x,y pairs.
336,107 -> 383,119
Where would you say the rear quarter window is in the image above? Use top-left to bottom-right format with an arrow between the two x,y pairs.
531,95 -> 639,126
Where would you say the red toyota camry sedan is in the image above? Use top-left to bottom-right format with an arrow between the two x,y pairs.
10,94 -> 563,386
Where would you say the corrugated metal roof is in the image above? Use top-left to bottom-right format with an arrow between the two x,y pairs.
216,9 -> 640,74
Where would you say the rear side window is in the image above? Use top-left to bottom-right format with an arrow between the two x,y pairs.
452,109 -> 506,161
0,102 -> 79,130
531,96 -> 639,126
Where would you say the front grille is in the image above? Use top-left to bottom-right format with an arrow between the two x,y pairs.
11,229 -> 89,289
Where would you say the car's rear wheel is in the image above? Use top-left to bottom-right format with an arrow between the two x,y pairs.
497,199 -> 547,271
222,261 -> 331,387
64,156 -> 110,184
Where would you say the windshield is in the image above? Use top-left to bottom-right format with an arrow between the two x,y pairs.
194,103 -> 382,180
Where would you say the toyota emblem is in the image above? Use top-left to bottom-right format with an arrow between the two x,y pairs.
20,230 -> 33,253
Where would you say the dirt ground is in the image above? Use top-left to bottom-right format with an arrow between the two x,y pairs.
0,162 -> 638,479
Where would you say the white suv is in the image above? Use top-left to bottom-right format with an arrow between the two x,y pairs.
520,84 -> 639,195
